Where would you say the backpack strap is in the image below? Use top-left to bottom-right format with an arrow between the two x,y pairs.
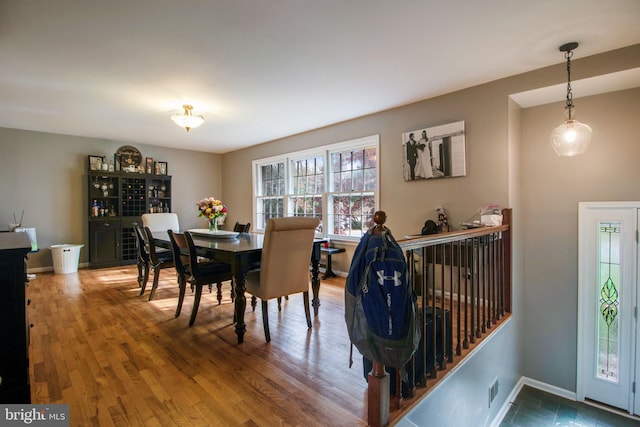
349,343 -> 354,368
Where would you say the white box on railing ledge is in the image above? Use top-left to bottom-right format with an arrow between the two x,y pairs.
50,244 -> 84,274
481,214 -> 503,226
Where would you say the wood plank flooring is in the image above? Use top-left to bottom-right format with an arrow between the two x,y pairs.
27,266 -> 368,427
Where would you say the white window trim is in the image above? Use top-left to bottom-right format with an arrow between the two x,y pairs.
252,134 -> 379,241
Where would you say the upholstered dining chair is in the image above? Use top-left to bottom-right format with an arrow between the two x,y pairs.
183,231 -> 234,326
140,226 -> 175,300
244,216 -> 319,342
141,212 -> 180,232
133,226 -> 150,290
233,222 -> 251,233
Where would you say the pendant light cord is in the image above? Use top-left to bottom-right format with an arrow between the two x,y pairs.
565,49 -> 574,120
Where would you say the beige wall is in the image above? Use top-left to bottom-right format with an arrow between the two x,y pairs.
520,87 -> 640,390
0,128 -> 222,269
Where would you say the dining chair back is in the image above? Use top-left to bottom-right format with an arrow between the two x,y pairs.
233,222 -> 251,233
142,213 -> 180,232
167,229 -> 191,318
141,226 -> 175,300
183,231 -> 234,326
133,226 -> 150,289
244,216 -> 320,342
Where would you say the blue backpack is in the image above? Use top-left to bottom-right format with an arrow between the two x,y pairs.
345,227 -> 420,369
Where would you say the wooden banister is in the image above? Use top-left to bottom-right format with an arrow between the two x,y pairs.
365,208 -> 512,427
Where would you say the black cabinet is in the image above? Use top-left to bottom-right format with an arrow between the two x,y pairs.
88,171 -> 171,268
89,220 -> 121,268
0,232 -> 32,403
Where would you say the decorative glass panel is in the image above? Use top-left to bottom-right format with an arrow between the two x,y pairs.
597,221 -> 621,382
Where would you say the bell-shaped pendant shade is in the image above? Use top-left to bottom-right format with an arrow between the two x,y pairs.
550,118 -> 592,157
171,104 -> 204,132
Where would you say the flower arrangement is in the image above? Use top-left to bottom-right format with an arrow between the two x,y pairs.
197,197 -> 227,232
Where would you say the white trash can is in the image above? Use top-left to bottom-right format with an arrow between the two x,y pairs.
50,244 -> 84,274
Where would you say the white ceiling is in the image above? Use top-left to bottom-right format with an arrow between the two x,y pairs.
1,1 -> 639,154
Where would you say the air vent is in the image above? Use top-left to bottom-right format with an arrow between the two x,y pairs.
489,378 -> 499,407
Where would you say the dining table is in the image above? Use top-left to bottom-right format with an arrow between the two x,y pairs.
151,230 -> 326,343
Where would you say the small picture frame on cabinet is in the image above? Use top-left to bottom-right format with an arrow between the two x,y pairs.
145,157 -> 154,174
88,155 -> 103,171
155,161 -> 168,175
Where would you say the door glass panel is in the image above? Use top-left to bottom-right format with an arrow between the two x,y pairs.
597,221 -> 621,382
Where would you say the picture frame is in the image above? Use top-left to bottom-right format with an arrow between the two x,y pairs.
402,120 -> 466,182
155,161 -> 168,176
145,157 -> 154,174
88,155 -> 103,171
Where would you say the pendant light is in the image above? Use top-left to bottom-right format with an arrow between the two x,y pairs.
171,104 -> 204,132
550,42 -> 592,157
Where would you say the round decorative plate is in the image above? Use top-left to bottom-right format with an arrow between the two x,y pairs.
116,145 -> 142,167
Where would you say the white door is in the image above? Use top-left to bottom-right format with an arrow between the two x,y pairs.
577,202 -> 638,414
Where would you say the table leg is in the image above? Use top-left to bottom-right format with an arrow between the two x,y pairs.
310,246 -> 321,316
234,272 -> 247,343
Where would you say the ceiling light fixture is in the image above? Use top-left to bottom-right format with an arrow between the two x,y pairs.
550,42 -> 592,157
171,104 -> 204,133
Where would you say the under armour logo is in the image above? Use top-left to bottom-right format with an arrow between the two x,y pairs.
376,270 -> 402,287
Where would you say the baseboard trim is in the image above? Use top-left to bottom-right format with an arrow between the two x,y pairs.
489,377 -> 575,427
27,262 -> 90,274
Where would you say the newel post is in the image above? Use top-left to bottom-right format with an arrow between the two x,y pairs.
368,362 -> 390,427
367,211 -> 390,427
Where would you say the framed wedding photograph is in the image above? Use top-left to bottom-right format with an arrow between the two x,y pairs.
145,157 -> 154,174
155,161 -> 168,176
88,155 -> 103,171
402,120 -> 466,182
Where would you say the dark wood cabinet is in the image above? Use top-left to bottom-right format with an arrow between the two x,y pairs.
89,220 -> 121,268
0,232 -> 32,403
88,171 -> 171,268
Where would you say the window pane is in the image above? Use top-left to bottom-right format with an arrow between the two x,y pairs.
597,221 -> 621,382
341,171 -> 352,192
364,147 -> 376,168
331,152 -> 341,172
353,149 -> 363,170
258,162 -> 285,198
352,169 -> 363,191
364,168 -> 376,191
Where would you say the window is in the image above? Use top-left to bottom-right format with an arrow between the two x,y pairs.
328,146 -> 377,238
253,135 -> 378,240
255,161 -> 285,230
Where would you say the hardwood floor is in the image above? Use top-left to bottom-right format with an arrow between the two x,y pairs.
28,266 -> 368,426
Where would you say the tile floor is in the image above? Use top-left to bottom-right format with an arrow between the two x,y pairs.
500,385 -> 640,426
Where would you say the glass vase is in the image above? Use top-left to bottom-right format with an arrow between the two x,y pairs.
209,219 -> 218,233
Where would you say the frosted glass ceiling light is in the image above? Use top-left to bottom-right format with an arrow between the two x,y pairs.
171,104 -> 204,132
550,42 -> 592,157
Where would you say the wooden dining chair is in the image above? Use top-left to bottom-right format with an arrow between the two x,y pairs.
166,229 -> 191,318
244,217 -> 319,342
140,226 -> 175,301
183,231 -> 234,326
133,226 -> 150,290
233,222 -> 251,233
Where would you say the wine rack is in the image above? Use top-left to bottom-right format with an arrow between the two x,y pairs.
88,171 -> 172,268
121,177 -> 147,216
